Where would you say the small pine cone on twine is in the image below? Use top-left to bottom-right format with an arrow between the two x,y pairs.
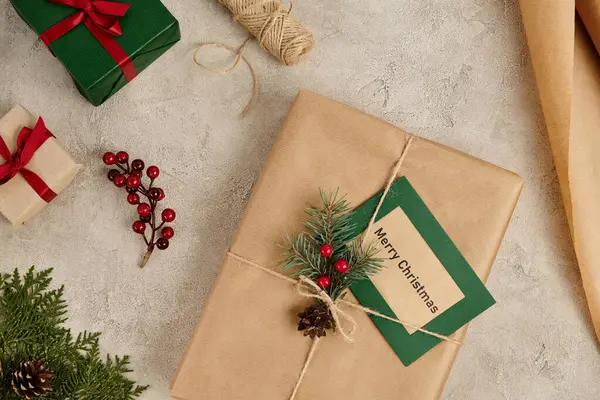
297,303 -> 335,339
11,360 -> 54,399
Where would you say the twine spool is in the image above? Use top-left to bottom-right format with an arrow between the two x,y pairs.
218,0 -> 315,65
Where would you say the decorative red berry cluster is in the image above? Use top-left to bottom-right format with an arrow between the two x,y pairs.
316,243 -> 349,289
103,151 -> 176,268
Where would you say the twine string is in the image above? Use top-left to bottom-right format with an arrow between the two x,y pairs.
225,134 -> 461,400
193,0 -> 314,116
363,135 -> 414,239
193,38 -> 257,117
226,251 -> 463,346
339,299 -> 462,344
287,337 -> 319,400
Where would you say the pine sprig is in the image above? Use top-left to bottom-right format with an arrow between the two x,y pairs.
345,239 -> 384,285
0,267 -> 147,399
304,189 -> 355,248
280,232 -> 325,278
281,190 -> 384,302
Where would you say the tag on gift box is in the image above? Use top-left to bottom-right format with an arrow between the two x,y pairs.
349,176 -> 495,366
0,105 -> 82,227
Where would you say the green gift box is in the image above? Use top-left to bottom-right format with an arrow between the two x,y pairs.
9,0 -> 181,106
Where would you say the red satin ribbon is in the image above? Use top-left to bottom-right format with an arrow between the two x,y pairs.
40,0 -> 137,82
0,118 -> 57,203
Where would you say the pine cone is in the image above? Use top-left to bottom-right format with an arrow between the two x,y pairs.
11,360 -> 54,399
297,303 -> 334,339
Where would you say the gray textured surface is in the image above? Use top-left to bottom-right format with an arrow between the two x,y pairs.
1,0 -> 599,398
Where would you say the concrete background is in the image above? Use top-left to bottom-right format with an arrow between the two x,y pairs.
1,0 -> 599,398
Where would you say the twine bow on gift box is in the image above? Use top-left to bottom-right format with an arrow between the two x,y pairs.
40,0 -> 138,81
0,118 -> 57,203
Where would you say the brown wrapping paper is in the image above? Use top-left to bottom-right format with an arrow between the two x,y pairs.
519,0 -> 600,340
171,91 -> 523,400
0,105 -> 81,227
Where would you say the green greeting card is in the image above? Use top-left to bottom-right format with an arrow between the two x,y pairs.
348,177 -> 495,366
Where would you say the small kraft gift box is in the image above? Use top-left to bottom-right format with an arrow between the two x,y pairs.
0,105 -> 81,227
9,0 -> 181,106
171,91 -> 523,400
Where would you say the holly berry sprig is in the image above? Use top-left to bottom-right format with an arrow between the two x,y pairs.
103,151 -> 176,268
280,190 -> 383,338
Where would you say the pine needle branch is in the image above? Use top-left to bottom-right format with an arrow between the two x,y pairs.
280,190 -> 384,302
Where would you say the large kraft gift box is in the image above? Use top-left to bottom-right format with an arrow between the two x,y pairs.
0,105 -> 81,226
171,91 -> 523,400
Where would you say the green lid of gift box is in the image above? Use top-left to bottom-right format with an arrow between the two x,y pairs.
9,0 -> 180,106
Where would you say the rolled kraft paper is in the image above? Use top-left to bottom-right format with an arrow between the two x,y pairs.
578,0 -> 600,53
218,0 -> 315,65
519,0 -> 600,341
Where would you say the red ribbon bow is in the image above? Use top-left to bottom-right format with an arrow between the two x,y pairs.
0,118 -> 57,203
40,0 -> 137,82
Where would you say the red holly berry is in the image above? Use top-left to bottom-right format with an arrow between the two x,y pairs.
148,188 -> 161,200
137,203 -> 151,217
126,175 -> 141,189
161,226 -> 174,239
107,169 -> 119,181
131,159 -> 145,171
131,170 -> 142,178
156,237 -> 169,250
103,152 -> 116,165
335,259 -> 349,273
116,151 -> 129,163
146,188 -> 165,201
127,193 -> 140,205
132,221 -> 146,234
146,166 -> 160,179
320,244 -> 333,258
161,208 -> 176,222
317,276 -> 331,289
113,175 -> 126,187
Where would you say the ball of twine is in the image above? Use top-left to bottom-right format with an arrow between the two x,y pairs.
219,0 -> 315,65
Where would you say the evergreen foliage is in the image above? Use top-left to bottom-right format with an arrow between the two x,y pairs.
281,190 -> 384,301
0,267 -> 147,399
